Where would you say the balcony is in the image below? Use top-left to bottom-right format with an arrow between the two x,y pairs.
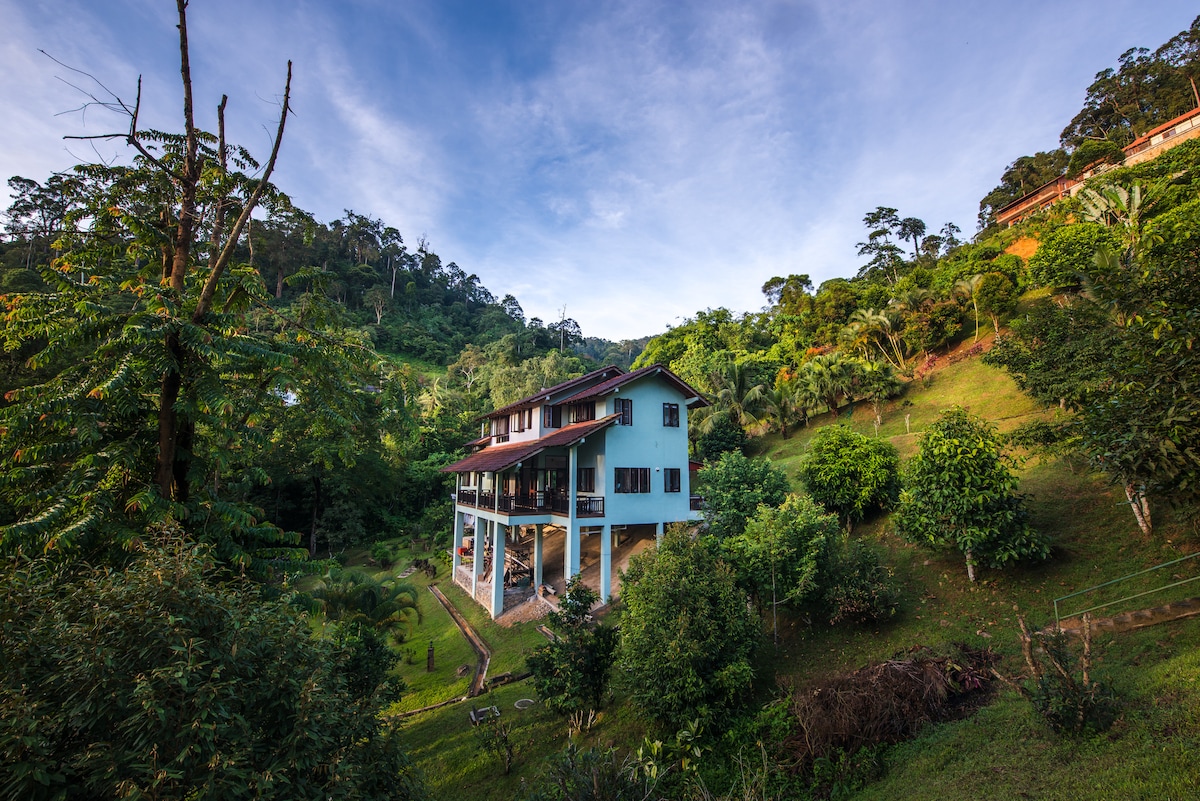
456,489 -> 604,518
576,496 -> 605,518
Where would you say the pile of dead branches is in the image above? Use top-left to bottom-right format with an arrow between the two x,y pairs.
782,645 -> 996,768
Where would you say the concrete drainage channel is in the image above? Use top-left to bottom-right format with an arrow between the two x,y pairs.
394,584 -> 538,719
428,584 -> 491,697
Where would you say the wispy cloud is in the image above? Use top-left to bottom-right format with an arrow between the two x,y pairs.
2,0 -> 1197,340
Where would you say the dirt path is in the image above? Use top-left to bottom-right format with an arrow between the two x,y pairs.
428,583 -> 491,697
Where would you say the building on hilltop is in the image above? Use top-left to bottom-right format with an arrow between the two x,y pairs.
994,105 -> 1200,228
441,363 -> 708,618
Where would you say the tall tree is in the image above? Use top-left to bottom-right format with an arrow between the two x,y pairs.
0,1 -> 372,563
896,408 -> 1048,581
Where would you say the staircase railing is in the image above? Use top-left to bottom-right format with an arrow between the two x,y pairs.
1053,550 -> 1200,628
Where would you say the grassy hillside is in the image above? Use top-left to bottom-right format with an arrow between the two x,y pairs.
752,348 -> 1200,799
397,346 -> 1200,800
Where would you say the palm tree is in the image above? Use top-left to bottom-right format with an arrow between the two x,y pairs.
953,274 -> 985,342
857,359 -> 901,427
798,353 -> 861,418
304,570 -> 422,644
748,377 -> 798,439
691,357 -> 765,436
846,308 -> 908,369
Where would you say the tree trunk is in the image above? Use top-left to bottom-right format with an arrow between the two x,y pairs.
1125,482 -> 1152,535
965,548 -> 976,582
155,331 -> 184,499
310,474 -> 322,557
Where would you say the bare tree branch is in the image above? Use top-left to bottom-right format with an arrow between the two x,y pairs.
193,61 -> 292,323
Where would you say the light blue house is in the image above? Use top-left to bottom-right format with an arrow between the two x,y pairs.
442,363 -> 707,618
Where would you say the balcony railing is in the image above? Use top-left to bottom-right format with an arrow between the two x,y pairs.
457,489 -> 604,518
577,496 -> 604,518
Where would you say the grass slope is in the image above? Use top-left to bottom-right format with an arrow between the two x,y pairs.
755,350 -> 1200,800
399,348 -> 1200,800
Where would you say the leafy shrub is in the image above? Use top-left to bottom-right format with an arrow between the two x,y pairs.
618,528 -> 759,730
698,451 -> 790,540
371,541 -> 396,567
0,539 -> 427,800
1026,222 -> 1120,289
522,744 -> 657,801
896,407 -> 1049,582
527,578 -> 619,716
809,745 -> 886,801
695,409 -> 747,462
820,539 -> 899,626
798,426 -> 900,528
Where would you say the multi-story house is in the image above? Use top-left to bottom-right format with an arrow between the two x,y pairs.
442,363 -> 708,618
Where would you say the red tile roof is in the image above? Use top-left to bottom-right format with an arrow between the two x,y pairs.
487,365 -> 624,419
441,414 -> 621,474
569,363 -> 710,406
1127,105 -> 1200,149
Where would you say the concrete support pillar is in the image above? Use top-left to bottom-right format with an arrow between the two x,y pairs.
491,523 -> 507,618
600,524 -> 612,603
534,524 -> 544,589
656,521 -> 664,545
472,518 -> 488,598
452,511 -> 465,572
566,445 -> 581,579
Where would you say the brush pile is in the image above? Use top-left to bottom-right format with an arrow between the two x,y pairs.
782,644 -> 996,768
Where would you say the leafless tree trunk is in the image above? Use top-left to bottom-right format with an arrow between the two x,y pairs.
148,0 -> 292,501
1125,482 -> 1152,535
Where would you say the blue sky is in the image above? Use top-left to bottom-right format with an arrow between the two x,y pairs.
1,1 -> 1196,340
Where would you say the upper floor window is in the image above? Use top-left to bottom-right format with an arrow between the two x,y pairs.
664,468 -> 681,493
569,402 -> 595,424
577,467 -> 595,493
663,403 -> 679,427
616,398 -> 633,425
543,405 -> 562,429
614,467 -> 651,493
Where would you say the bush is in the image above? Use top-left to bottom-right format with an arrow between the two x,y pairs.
896,407 -> 1049,582
0,538 -> 427,800
820,539 -> 899,626
618,528 -> 759,731
725,494 -> 840,640
527,578 -> 619,716
695,409 -> 747,462
698,451 -> 790,540
522,744 -> 656,801
371,541 -> 396,567
797,426 -> 900,529
1026,222 -> 1120,289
